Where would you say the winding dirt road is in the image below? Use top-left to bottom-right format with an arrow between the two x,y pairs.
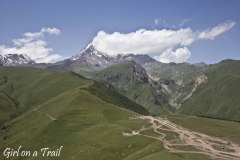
123,116 -> 240,160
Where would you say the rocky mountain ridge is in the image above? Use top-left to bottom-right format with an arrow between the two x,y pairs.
0,54 -> 35,66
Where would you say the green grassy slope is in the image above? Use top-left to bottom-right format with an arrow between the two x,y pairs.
0,87 -> 150,160
0,66 -> 91,122
0,66 -> 148,122
179,60 -> 240,121
94,61 -> 172,115
86,82 -> 149,115
0,66 -> 211,160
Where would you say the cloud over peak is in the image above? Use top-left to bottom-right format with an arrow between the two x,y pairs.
155,47 -> 191,63
92,20 -> 235,63
93,28 -> 194,55
0,27 -> 63,63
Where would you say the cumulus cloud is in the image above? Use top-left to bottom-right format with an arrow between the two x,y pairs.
155,47 -> 191,63
92,20 -> 235,63
92,28 -> 194,55
0,27 -> 63,63
22,27 -> 60,39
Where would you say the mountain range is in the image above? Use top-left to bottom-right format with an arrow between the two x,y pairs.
0,54 -> 35,66
0,41 -> 239,121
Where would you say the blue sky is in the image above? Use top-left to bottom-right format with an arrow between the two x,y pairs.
0,0 -> 239,63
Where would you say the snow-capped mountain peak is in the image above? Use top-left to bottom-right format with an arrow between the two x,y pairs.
0,54 -> 35,66
70,41 -> 115,68
71,41 -> 108,60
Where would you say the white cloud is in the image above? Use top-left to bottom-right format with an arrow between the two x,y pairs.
92,20 -> 235,63
198,21 -> 236,40
155,47 -> 191,63
36,54 -> 63,63
92,28 -> 195,55
23,27 -> 61,39
41,27 -> 61,36
0,27 -> 63,63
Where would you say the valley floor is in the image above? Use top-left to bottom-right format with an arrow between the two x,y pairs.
124,115 -> 240,160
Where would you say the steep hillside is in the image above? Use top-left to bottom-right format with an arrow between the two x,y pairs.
0,66 -> 91,122
86,82 -> 149,115
179,59 -> 240,121
94,61 -> 172,115
144,62 -> 200,85
143,62 -> 206,108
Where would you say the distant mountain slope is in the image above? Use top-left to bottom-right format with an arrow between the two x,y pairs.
143,61 -> 206,108
0,54 -> 35,66
193,62 -> 207,68
116,53 -> 157,65
179,59 -> 240,121
93,60 -> 172,114
143,61 -> 202,87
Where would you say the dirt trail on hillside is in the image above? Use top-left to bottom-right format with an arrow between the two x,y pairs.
32,84 -> 93,121
34,110 -> 56,121
123,116 -> 240,160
